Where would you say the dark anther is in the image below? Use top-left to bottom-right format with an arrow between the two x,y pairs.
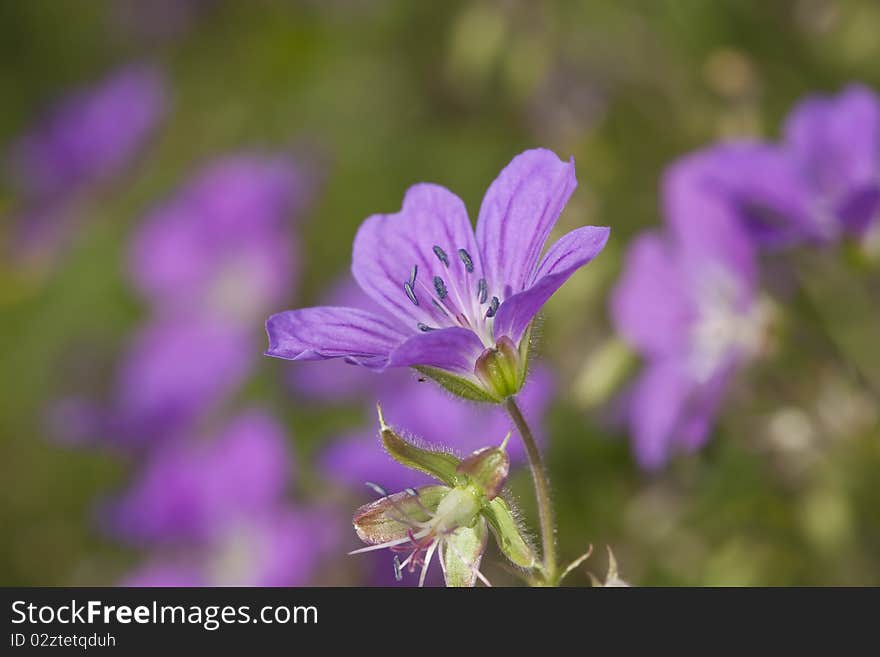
365,481 -> 388,497
417,323 -> 434,332
433,276 -> 448,299
409,264 -> 418,286
486,296 -> 500,318
458,248 -> 474,273
404,281 -> 419,306
433,245 -> 449,267
477,278 -> 488,304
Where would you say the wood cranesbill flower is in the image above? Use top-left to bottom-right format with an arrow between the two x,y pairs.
611,160 -> 770,469
107,409 -> 340,586
7,66 -> 167,265
663,85 -> 880,249
266,148 -> 609,402
129,155 -> 309,325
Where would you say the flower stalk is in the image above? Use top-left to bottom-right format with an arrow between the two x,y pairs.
504,396 -> 557,584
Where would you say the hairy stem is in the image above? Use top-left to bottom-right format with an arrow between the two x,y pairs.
504,396 -> 557,583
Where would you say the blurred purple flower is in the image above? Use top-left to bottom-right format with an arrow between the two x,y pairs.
107,409 -> 338,586
10,65 -> 166,202
53,320 -> 252,449
266,148 -> 608,393
129,155 -> 308,324
122,507 -> 335,586
320,365 -> 555,491
6,66 -> 166,264
782,84 -> 880,238
611,158 -> 766,469
676,85 -> 880,249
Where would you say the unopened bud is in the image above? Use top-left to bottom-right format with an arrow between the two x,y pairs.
474,336 -> 524,400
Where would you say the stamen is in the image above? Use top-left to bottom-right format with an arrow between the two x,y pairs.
404,488 -> 418,497
432,245 -> 449,267
417,323 -> 434,332
433,276 -> 448,300
457,248 -> 474,273
486,296 -> 499,318
365,481 -> 387,497
409,264 -> 418,286
477,278 -> 488,304
393,555 -> 403,582
431,299 -> 450,317
403,281 -> 419,306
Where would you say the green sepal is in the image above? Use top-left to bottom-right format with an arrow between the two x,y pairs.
482,496 -> 536,569
413,366 -> 501,403
353,485 -> 449,545
377,405 -> 467,486
441,518 -> 488,587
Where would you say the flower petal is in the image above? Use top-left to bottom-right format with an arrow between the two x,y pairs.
265,306 -> 407,370
352,183 -> 484,331
476,148 -> 577,298
610,232 -> 693,357
353,485 -> 450,545
387,326 -> 485,375
784,84 -> 880,201
493,225 -> 609,343
665,145 -> 817,249
627,359 -> 694,470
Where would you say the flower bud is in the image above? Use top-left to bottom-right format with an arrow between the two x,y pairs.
474,336 -> 524,400
456,441 -> 510,500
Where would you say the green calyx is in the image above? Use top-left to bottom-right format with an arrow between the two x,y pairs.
474,336 -> 526,401
413,325 -> 533,404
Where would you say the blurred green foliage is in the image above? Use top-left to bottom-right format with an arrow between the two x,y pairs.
1,0 -> 879,585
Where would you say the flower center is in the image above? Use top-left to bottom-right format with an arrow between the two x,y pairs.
690,267 -> 766,381
401,244 -> 499,347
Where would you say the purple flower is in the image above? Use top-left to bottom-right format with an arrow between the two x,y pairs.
319,365 -> 555,491
10,65 -> 166,203
129,155 -> 308,324
107,410 -> 339,586
6,66 -> 166,265
266,148 -> 609,402
122,507 -> 336,586
782,84 -> 880,238
106,410 -> 290,543
674,85 -> 880,249
53,320 -> 252,449
611,159 -> 766,469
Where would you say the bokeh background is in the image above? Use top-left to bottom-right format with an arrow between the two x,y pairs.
2,0 -> 879,586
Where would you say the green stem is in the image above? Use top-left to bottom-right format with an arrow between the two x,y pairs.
504,396 -> 557,583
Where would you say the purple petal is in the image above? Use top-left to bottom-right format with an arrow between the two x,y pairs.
476,148 -> 577,297
265,306 -> 407,370
129,155 -> 306,322
105,409 -> 292,545
627,359 -> 694,470
493,225 -> 609,343
663,149 -> 760,288
113,320 -> 253,445
351,183 -> 484,331
837,185 -> 880,236
387,327 -> 485,375
11,65 -> 167,201
784,84 -> 880,201
610,232 -> 694,357
665,144 -> 817,249
123,561 -> 204,587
